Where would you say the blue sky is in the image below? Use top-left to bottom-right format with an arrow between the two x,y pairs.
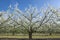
0,0 -> 60,11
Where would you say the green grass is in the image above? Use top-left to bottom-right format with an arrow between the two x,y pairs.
33,35 -> 60,38
0,35 -> 28,38
0,35 -> 60,38
0,33 -> 60,38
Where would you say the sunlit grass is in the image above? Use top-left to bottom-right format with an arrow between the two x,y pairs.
0,35 -> 60,38
32,35 -> 60,38
0,33 -> 60,38
0,35 -> 28,38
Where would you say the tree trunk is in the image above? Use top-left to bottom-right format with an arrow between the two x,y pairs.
49,33 -> 52,35
29,32 -> 32,40
12,32 -> 15,36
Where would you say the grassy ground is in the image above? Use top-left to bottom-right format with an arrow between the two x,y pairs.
0,35 -> 60,38
33,35 -> 60,38
0,33 -> 60,38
